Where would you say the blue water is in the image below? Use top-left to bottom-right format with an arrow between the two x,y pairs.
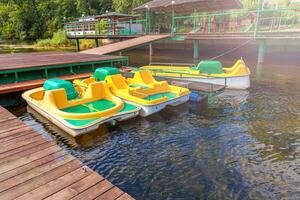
13,53 -> 300,199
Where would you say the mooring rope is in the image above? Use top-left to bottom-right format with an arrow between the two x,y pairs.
208,39 -> 254,60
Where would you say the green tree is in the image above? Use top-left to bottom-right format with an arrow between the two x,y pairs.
113,0 -> 148,14
0,0 -> 113,41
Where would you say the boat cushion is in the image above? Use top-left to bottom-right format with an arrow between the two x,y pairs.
196,60 -> 224,74
43,79 -> 78,100
93,67 -> 121,81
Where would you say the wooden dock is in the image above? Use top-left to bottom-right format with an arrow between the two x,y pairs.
81,34 -> 170,55
170,80 -> 225,93
0,52 -> 125,71
0,52 -> 127,94
0,106 -> 135,200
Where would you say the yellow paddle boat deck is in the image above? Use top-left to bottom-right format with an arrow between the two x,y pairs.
22,79 -> 140,136
74,68 -> 190,116
138,59 -> 251,89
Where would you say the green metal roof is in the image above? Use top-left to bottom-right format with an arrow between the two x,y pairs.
134,0 -> 243,13
95,12 -> 138,19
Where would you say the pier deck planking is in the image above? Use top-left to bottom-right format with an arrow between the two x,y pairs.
0,106 -> 135,200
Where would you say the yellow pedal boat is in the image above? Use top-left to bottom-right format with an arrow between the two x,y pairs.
138,59 -> 250,89
74,67 -> 190,117
22,79 -> 140,137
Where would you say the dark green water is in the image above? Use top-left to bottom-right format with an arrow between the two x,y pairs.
8,42 -> 300,199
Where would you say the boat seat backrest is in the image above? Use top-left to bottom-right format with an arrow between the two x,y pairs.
84,81 -> 111,99
106,74 -> 129,90
134,70 -> 157,85
44,89 -> 68,109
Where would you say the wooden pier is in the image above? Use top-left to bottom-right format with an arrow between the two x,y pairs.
0,52 -> 127,94
0,106 -> 134,200
81,34 -> 170,55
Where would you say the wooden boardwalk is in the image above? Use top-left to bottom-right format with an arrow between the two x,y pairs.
81,34 -> 170,55
0,52 -> 127,94
0,106 -> 135,200
0,52 -> 124,71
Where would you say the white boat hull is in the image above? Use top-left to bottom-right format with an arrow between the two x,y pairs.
26,101 -> 139,137
124,95 -> 189,117
155,75 -> 250,90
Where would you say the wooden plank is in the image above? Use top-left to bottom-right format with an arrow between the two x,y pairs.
0,141 -> 55,164
15,167 -> 93,199
0,159 -> 81,200
0,119 -> 24,131
82,34 -> 170,55
0,135 -> 45,154
71,179 -> 114,200
0,126 -> 33,140
117,193 -> 135,200
0,145 -> 62,173
0,151 -> 67,182
0,116 -> 16,123
0,131 -> 38,146
0,139 -> 49,160
45,173 -> 104,200
95,187 -> 124,200
0,124 -> 28,134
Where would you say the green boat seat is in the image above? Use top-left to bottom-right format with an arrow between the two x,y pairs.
93,67 -> 121,81
43,79 -> 78,100
129,84 -> 149,89
62,99 -> 116,113
85,99 -> 116,111
63,102 -> 138,127
195,60 -> 224,74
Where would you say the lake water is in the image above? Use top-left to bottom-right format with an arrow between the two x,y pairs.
8,41 -> 300,199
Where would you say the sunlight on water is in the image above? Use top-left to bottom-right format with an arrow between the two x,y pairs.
13,44 -> 300,199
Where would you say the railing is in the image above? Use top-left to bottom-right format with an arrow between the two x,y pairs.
172,7 -> 300,35
64,18 -> 148,36
64,7 -> 300,37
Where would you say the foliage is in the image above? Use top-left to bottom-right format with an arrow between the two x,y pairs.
96,20 -> 108,35
80,39 -> 96,49
0,0 -> 114,41
36,30 -> 74,47
113,0 -> 149,14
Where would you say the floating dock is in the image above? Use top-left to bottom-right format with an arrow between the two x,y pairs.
0,52 -> 127,94
0,106 -> 134,200
170,80 -> 225,93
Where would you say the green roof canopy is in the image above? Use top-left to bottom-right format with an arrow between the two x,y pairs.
134,0 -> 243,13
95,12 -> 138,20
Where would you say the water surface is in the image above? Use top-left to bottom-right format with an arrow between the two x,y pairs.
9,42 -> 300,199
